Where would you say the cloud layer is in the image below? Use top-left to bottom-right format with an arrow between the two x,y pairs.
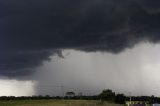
0,0 -> 160,77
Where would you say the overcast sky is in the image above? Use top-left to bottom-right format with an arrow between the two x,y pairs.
1,0 -> 160,96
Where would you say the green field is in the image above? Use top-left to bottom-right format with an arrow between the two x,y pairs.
0,100 -> 123,106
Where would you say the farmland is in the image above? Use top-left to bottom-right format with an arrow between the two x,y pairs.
0,100 -> 123,106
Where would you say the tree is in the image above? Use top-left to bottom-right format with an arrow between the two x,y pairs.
99,89 -> 115,102
115,94 -> 125,104
150,95 -> 155,104
65,92 -> 75,98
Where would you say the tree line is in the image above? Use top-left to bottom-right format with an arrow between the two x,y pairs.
0,89 -> 159,104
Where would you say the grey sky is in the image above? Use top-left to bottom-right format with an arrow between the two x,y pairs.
0,42 -> 160,96
1,0 -> 160,77
1,0 -> 160,96
30,42 -> 160,96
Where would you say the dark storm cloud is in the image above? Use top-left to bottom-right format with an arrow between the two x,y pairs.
0,50 -> 57,76
0,0 -> 160,77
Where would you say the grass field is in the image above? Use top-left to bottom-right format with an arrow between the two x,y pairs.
0,100 -> 123,106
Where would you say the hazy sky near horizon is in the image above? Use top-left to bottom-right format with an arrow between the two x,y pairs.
31,42 -> 160,96
1,0 -> 160,96
1,42 -> 160,96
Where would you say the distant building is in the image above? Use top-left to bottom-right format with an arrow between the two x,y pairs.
153,103 -> 160,106
125,101 -> 149,106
